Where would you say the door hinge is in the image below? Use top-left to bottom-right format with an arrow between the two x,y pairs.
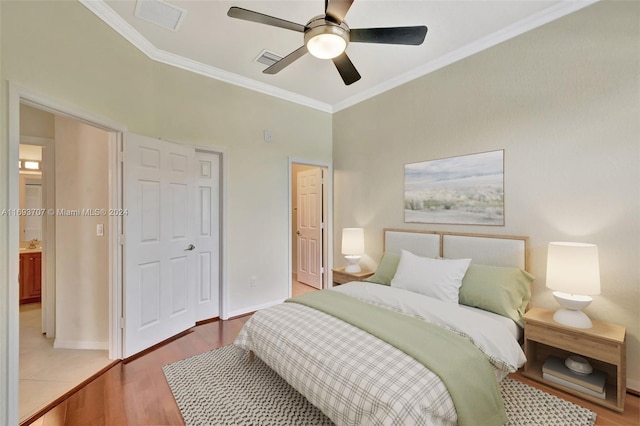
320,222 -> 325,229
118,151 -> 125,163
120,317 -> 125,329
320,267 -> 325,274
119,234 -> 126,245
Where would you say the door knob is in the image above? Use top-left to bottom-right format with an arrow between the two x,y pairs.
185,244 -> 196,251
296,231 -> 301,235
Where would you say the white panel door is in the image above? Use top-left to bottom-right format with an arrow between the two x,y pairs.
124,133 -> 196,357
296,168 -> 323,289
194,151 -> 220,321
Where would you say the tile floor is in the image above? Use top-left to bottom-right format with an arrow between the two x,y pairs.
292,277 -> 321,297
19,303 -> 113,422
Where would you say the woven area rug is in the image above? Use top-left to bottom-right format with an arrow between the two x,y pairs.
163,345 -> 597,426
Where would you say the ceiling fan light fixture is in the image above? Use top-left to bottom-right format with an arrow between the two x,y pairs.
304,17 -> 349,59
307,33 -> 347,59
227,3 -> 428,85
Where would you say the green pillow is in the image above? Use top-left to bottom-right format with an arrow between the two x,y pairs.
459,264 -> 534,326
364,252 -> 401,286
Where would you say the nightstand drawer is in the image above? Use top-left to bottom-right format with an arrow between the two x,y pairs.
526,322 -> 620,364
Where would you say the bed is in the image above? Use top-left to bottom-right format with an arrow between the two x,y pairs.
235,229 -> 534,426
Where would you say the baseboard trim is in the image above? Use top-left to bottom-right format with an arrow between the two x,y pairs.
225,299 -> 284,319
627,379 -> 640,396
122,328 -> 193,363
53,339 -> 109,350
195,317 -> 220,326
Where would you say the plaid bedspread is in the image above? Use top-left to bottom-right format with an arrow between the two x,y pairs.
235,302 -> 458,425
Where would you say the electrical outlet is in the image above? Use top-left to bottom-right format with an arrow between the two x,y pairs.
250,276 -> 257,287
263,129 -> 274,143
96,224 -> 104,236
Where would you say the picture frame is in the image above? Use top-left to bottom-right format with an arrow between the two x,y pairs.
404,150 -> 504,225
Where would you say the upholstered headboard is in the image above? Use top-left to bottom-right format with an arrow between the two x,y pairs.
383,229 -> 529,271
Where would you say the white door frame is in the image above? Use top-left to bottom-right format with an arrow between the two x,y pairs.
193,148 -> 224,321
288,157 -> 333,298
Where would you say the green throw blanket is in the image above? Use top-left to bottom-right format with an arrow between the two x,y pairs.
287,290 -> 506,426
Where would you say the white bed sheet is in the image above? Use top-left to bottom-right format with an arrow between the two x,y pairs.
459,304 -> 523,341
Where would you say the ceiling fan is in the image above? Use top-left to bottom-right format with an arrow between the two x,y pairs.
227,0 -> 428,85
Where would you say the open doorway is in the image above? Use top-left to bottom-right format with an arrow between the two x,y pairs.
291,162 -> 329,297
18,103 -> 116,422
6,85 -> 228,424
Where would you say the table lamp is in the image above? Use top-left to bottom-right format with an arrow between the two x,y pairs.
341,228 -> 364,273
546,242 -> 601,329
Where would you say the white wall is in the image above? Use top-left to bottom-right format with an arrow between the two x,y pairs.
333,1 -> 639,388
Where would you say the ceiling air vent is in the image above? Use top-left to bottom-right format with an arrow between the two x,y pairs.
255,50 -> 283,67
134,0 -> 186,31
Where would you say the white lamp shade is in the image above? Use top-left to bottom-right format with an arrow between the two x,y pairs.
546,242 -> 601,295
341,228 -> 364,255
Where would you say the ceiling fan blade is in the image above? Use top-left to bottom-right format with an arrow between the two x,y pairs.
332,52 -> 361,85
325,0 -> 354,24
227,7 -> 305,33
350,26 -> 428,45
263,46 -> 308,74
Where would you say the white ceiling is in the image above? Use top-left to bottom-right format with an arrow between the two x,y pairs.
81,0 -> 596,112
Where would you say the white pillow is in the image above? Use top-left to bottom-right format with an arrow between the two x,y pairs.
390,250 -> 471,304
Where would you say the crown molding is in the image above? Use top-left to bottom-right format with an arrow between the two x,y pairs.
80,0 -> 597,114
78,0 -> 333,113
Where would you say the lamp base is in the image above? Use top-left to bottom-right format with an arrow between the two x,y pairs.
344,255 -> 361,273
553,308 -> 593,329
552,291 -> 594,329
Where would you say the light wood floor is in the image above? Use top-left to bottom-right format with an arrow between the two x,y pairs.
19,303 -> 114,423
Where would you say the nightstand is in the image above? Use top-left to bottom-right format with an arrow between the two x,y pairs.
331,267 -> 374,285
523,307 -> 626,412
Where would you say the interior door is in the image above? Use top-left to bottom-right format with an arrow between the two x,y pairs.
194,151 -> 220,321
123,133 -> 197,357
296,168 -> 323,289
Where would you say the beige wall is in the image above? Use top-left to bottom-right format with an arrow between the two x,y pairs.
0,0 -> 332,320
53,116 -> 110,347
20,104 -> 54,139
333,1 -> 640,388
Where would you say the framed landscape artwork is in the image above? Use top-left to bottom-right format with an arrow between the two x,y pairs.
404,150 -> 504,225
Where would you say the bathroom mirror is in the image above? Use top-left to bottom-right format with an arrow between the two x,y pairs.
21,177 -> 43,242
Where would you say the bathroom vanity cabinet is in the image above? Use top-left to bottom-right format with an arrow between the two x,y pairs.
19,251 -> 42,304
